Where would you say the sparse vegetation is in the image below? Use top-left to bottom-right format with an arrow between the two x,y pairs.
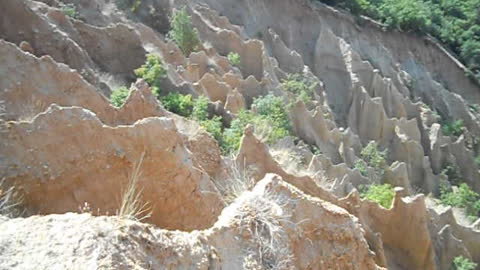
441,163 -> 462,186
442,119 -> 465,137
115,0 -> 142,12
168,7 -> 201,56
134,54 -> 167,98
117,152 -> 151,221
227,52 -> 241,67
192,95 -> 209,121
354,159 -> 369,177
160,92 -> 194,117
0,179 -> 23,218
452,256 -> 478,270
440,182 -> 480,221
110,86 -> 130,108
60,3 -> 77,18
360,183 -> 395,209
281,73 -> 318,105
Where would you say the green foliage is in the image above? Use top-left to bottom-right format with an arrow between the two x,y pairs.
252,94 -> 292,135
200,116 -> 224,146
360,184 -> 395,209
314,0 -> 480,81
192,95 -> 209,121
134,54 -> 167,97
115,0 -> 142,12
110,87 -> 130,108
361,141 -> 388,171
168,7 -> 200,56
440,182 -> 480,221
354,159 -> 369,177
442,119 -> 465,137
378,0 -> 431,32
223,110 -> 255,153
441,163 -> 462,186
475,154 -> 480,167
160,93 -> 194,117
227,52 -> 241,66
61,3 -> 77,18
281,74 -> 318,105
452,256 -> 478,270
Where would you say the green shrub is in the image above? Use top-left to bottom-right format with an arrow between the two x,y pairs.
115,0 -> 142,12
200,116 -> 224,146
223,110 -> 255,153
160,92 -> 194,117
378,0 -> 431,32
110,86 -> 130,108
441,163 -> 462,186
134,54 -> 167,97
440,182 -> 480,221
354,159 -> 369,177
227,52 -> 241,66
61,3 -> 77,18
168,7 -> 200,56
452,256 -> 478,270
192,95 -> 209,121
281,73 -> 318,105
442,119 -> 465,137
361,141 -> 388,171
360,184 -> 395,209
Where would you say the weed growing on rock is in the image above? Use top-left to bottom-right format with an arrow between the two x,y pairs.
452,256 -> 477,270
227,52 -> 241,67
360,184 -> 395,209
60,3 -> 77,18
134,54 -> 167,97
0,179 -> 23,218
118,152 -> 151,221
354,159 -> 369,177
440,182 -> 480,221
110,86 -> 130,108
169,7 -> 200,56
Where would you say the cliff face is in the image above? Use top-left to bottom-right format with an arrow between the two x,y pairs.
0,0 -> 479,269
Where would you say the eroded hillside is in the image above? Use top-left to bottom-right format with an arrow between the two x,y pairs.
0,0 -> 479,269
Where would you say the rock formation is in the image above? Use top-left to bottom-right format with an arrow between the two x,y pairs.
0,0 -> 479,269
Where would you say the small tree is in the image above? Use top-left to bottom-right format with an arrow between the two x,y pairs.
169,7 -> 200,56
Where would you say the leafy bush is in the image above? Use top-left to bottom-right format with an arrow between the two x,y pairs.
281,73 -> 318,105
160,92 -> 194,117
110,86 -> 130,108
134,54 -> 167,97
354,159 -> 369,177
227,52 -> 241,66
223,110 -> 255,153
378,0 -> 431,32
452,256 -> 478,270
442,119 -> 465,137
168,7 -> 200,56
200,116 -> 224,146
192,95 -> 209,121
360,184 -> 395,209
61,3 -> 77,18
252,94 -> 292,143
440,182 -> 480,221
441,163 -> 462,186
361,141 -> 388,171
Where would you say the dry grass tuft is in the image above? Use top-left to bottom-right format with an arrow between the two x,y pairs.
214,158 -> 255,205
0,179 -> 24,218
117,151 -> 152,221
